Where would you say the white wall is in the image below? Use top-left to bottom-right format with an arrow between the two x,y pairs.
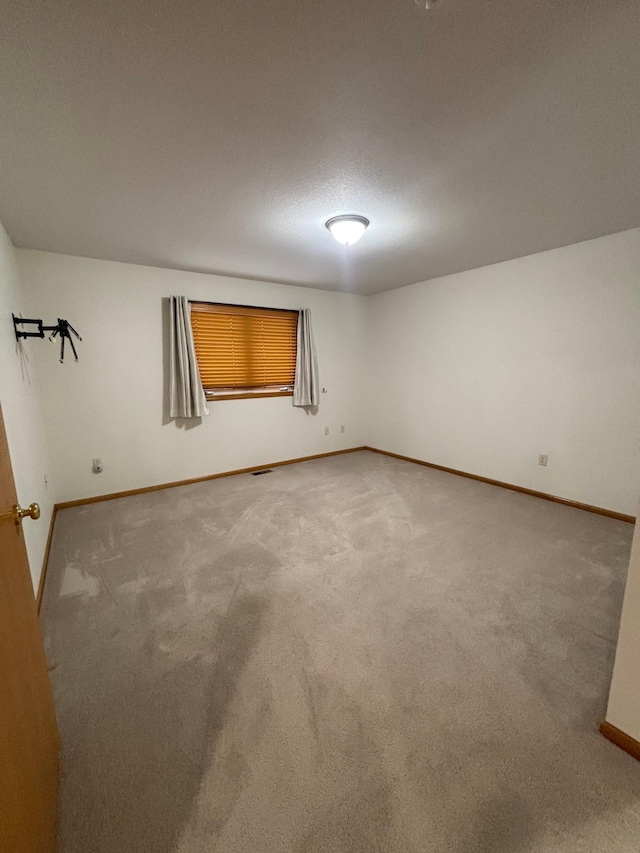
365,228 -> 640,516
17,251 -> 367,504
605,505 -> 640,741
14,228 -> 640,516
0,223 -> 55,592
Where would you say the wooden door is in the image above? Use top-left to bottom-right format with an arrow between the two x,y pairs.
0,403 -> 59,852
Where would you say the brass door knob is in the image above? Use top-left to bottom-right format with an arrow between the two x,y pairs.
13,502 -> 41,524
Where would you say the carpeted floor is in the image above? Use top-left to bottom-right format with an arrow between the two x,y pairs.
41,450 -> 640,852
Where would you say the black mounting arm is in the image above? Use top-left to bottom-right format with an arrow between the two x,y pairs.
13,315 -> 83,363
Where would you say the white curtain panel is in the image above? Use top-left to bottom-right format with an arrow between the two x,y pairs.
293,308 -> 319,407
168,295 -> 209,418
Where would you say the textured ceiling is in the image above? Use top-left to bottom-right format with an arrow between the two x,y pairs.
1,0 -> 639,294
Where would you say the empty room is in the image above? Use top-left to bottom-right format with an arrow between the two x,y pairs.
2,0 -> 640,850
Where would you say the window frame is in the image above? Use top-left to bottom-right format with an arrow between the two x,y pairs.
189,301 -> 299,401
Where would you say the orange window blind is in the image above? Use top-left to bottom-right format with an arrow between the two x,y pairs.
190,302 -> 298,396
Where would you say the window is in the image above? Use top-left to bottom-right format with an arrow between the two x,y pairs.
190,302 -> 298,400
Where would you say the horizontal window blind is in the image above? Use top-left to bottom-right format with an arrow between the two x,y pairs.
190,302 -> 298,393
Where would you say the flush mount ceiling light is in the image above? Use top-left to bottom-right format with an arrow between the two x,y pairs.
325,215 -> 370,246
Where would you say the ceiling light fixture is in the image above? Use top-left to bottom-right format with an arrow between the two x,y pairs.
325,215 -> 370,246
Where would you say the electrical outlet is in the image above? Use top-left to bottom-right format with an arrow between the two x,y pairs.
324,427 -> 330,436
340,425 -> 345,434
538,454 -> 548,467
93,457 -> 104,474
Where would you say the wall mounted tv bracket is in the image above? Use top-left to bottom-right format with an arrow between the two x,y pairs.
13,315 -> 82,362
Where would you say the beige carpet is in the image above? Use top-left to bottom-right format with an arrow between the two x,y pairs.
41,450 -> 640,852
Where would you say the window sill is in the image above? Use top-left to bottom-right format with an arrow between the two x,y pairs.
205,391 -> 294,402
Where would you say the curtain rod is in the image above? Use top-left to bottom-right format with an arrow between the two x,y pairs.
188,299 -> 300,314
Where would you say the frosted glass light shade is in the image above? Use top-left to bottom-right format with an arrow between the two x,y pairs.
325,215 -> 369,246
